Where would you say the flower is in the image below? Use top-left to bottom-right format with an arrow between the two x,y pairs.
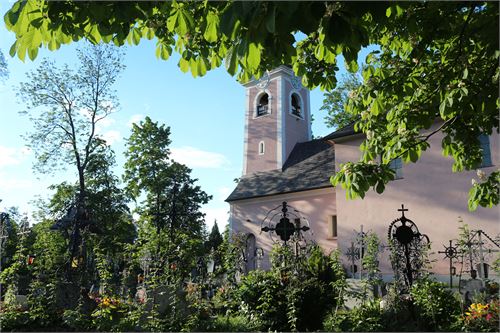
476,169 -> 486,181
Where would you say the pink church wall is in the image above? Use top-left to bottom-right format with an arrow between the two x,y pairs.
334,127 -> 500,277
230,188 -> 337,270
245,79 -> 279,174
284,80 -> 310,162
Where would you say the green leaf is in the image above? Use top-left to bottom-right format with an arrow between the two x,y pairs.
409,149 -> 419,163
132,28 -> 141,45
27,46 -> 38,61
375,181 -> 385,194
160,45 -> 170,60
204,11 -> 219,43
314,44 -> 325,60
48,39 -> 60,51
179,57 -> 190,73
167,11 -> 178,32
196,57 -> 207,76
225,46 -> 238,76
246,42 -> 260,71
371,98 -> 383,116
462,68 -> 468,80
386,7 -> 392,17
9,41 -> 17,57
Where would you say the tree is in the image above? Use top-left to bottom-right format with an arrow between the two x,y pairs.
206,221 -> 223,252
18,42 -> 125,276
0,49 -> 8,80
123,117 -> 210,284
47,146 -> 136,293
321,71 -> 362,129
5,1 -> 499,209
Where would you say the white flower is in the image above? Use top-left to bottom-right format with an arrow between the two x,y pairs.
471,178 -> 477,186
366,130 -> 374,140
476,169 -> 486,181
397,127 -> 407,135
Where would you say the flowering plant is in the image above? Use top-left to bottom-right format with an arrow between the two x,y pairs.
95,296 -> 121,309
91,296 -> 126,331
463,300 -> 499,332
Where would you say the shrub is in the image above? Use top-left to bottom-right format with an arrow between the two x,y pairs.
236,269 -> 286,331
206,314 -> 262,332
323,300 -> 384,332
410,279 -> 462,331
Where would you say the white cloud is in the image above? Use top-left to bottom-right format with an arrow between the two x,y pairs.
0,146 -> 21,167
217,186 -> 232,201
0,146 -> 31,168
19,147 -> 32,156
100,130 -> 122,145
96,116 -> 115,130
0,173 -> 32,190
202,206 -> 229,230
128,114 -> 145,128
170,146 -> 230,169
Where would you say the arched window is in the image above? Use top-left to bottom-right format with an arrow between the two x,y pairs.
291,93 -> 302,118
259,141 -> 265,155
245,234 -> 256,273
257,93 -> 269,116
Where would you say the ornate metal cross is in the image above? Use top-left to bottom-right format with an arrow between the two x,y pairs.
261,202 -> 310,245
388,204 -> 429,292
438,240 -> 460,287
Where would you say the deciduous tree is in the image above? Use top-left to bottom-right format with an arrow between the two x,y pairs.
18,42 -> 125,276
321,71 -> 361,130
123,117 -> 210,284
6,1 -> 499,209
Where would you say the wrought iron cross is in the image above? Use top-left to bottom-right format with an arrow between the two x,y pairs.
438,239 -> 460,287
398,204 -> 408,218
261,202 -> 310,245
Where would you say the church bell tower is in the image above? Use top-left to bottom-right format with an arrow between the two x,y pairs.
242,66 -> 312,175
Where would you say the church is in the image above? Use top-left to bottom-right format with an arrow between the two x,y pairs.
226,66 -> 499,281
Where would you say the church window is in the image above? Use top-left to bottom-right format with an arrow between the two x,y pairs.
291,93 -> 302,118
259,141 -> 265,155
389,157 -> 403,179
478,134 -> 492,168
245,234 -> 256,273
329,215 -> 338,238
256,93 -> 269,117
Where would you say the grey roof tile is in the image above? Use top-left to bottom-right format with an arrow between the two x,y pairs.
226,140 -> 335,202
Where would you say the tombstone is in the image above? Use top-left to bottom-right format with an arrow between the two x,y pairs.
463,270 -> 484,305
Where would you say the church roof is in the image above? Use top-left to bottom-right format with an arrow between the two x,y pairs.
322,123 -> 357,140
226,139 -> 335,202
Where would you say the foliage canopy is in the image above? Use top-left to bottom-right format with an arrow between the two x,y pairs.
5,1 -> 499,209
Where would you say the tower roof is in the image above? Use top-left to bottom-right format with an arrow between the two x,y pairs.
226,139 -> 334,202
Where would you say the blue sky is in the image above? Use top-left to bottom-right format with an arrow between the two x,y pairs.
0,3 -> 354,230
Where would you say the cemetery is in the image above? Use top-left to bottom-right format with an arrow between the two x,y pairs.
0,1 -> 499,332
0,199 -> 499,331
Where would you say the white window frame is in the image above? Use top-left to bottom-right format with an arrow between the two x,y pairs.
258,141 -> 265,155
328,215 -> 338,239
289,91 -> 304,120
254,90 -> 272,118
